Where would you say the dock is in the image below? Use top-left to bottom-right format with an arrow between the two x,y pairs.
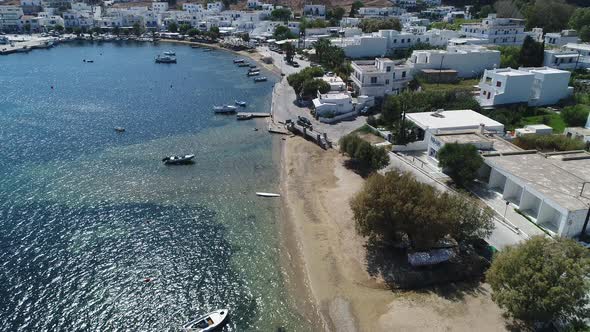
286,122 -> 331,149
237,112 -> 271,118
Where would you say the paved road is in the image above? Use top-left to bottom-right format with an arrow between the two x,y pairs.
386,152 -> 529,250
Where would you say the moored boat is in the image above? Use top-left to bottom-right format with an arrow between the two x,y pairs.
155,55 -> 177,63
162,154 -> 195,165
253,77 -> 267,82
256,192 -> 280,197
233,59 -> 244,63
114,126 -> 125,132
237,62 -> 250,67
235,100 -> 247,107
182,309 -> 229,332
247,71 -> 260,77
237,114 -> 253,120
213,105 -> 238,114
248,67 -> 259,72
164,50 -> 175,56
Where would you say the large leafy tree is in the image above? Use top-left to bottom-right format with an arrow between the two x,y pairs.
270,8 -> 291,22
167,22 -> 178,33
437,143 -> 484,187
569,8 -> 590,42
273,25 -> 296,40
339,134 -> 389,173
349,0 -> 363,17
358,18 -> 402,33
350,171 -> 494,248
312,39 -> 345,73
518,35 -> 544,67
524,0 -> 575,32
486,236 -> 590,328
282,42 -> 295,63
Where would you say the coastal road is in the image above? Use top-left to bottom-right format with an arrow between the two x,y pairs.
385,152 -> 529,250
257,46 -> 310,76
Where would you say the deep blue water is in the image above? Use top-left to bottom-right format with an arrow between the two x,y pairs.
0,42 -> 310,331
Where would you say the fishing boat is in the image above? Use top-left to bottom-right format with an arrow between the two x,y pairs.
161,154 -> 195,165
155,55 -> 177,63
114,126 -> 125,132
237,62 -> 250,67
233,59 -> 245,63
247,71 -> 260,77
183,309 -> 229,332
164,50 -> 175,56
256,192 -> 280,197
203,48 -> 213,52
249,64 -> 257,68
213,105 -> 238,114
248,67 -> 259,72
253,77 -> 267,82
235,100 -> 247,107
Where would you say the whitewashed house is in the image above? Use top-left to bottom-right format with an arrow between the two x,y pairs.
460,14 -> 526,46
151,2 -> 169,14
312,92 -> 354,116
544,30 -> 579,47
477,67 -> 572,107
408,45 -> 500,78
0,5 -> 24,32
543,49 -> 589,70
350,58 -> 413,97
18,15 -> 40,31
564,43 -> 590,57
480,150 -> 590,237
20,0 -> 41,15
207,1 -> 224,13
183,3 -> 205,14
303,5 -> 325,19
358,7 -> 404,18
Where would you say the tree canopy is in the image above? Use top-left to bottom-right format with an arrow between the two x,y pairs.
486,236 -> 590,327
358,18 -> 402,33
437,143 -> 484,186
339,134 -> 389,173
273,25 -> 296,40
518,35 -> 544,67
569,8 -> 590,42
168,22 -> 178,33
523,0 -> 575,32
561,104 -> 590,127
312,38 -> 347,74
286,67 -> 326,98
270,8 -> 292,22
349,1 -> 363,17
351,171 -> 494,248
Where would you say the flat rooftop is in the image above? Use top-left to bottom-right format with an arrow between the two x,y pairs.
435,131 -> 522,153
406,110 -> 504,131
484,151 -> 590,211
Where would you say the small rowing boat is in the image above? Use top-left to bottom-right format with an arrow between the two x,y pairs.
235,100 -> 247,107
183,309 -> 229,331
256,192 -> 280,197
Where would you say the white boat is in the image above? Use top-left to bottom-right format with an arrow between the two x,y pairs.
233,58 -> 245,63
162,154 -> 195,165
114,126 -> 125,132
256,192 -> 281,197
155,55 -> 177,63
235,100 -> 247,107
183,309 -> 229,331
254,77 -> 267,82
213,105 -> 238,114
247,71 -> 260,77
164,50 -> 175,56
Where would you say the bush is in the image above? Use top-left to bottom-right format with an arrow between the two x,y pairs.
561,104 -> 590,127
350,170 -> 494,248
437,143 -> 484,187
513,134 -> 586,152
487,236 -> 590,328
339,134 -> 389,173
286,67 -> 326,99
358,18 -> 402,33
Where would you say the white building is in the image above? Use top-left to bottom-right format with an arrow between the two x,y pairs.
543,49 -> 589,70
477,67 -> 573,107
515,124 -> 553,137
321,74 -> 347,92
20,0 -> 41,15
358,7 -> 404,18
207,1 -> 224,13
564,43 -> 590,57
350,58 -> 413,97
18,15 -> 40,31
408,45 -> 500,78
303,4 -> 325,19
183,3 -> 205,14
480,150 -> 590,237
0,5 -> 23,32
312,91 -> 354,117
152,2 -> 169,13
544,29 -> 579,47
460,14 -> 526,46
402,109 -> 505,152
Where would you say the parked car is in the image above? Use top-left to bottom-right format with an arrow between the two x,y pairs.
291,61 -> 300,67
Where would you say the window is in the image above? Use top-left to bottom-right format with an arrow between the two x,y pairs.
496,81 -> 501,87
385,79 -> 390,85
392,72 -> 396,79
386,66 -> 391,72
402,71 -> 406,78
393,39 -> 397,43
370,77 -> 377,84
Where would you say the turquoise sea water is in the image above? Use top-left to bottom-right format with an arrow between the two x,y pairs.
0,42 -> 309,331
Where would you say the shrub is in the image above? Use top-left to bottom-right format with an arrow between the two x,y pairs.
339,134 -> 389,173
513,134 -> 586,152
561,104 -> 590,127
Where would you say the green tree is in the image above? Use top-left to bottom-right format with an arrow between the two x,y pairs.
270,8 -> 291,22
580,26 -> 590,43
168,22 -> 178,33
496,45 -> 520,68
312,38 -> 345,72
349,0 -> 363,17
478,4 -> 495,18
286,67 -> 325,97
562,104 -> 590,127
518,35 -> 544,67
524,0 -> 575,32
381,95 -> 402,125
187,28 -> 198,37
132,22 -> 143,37
486,236 -> 590,328
327,6 -> 345,22
569,7 -> 590,33
54,24 -> 64,33
112,26 -> 120,36
208,26 -> 220,39
282,42 -> 295,63
358,18 -> 402,33
437,143 -> 484,186
513,134 -> 586,151
178,23 -> 191,35
301,78 -> 330,98
350,171 -> 494,248
273,25 -> 296,40
339,134 -> 390,172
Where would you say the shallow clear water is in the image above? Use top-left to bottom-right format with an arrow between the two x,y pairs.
0,42 -> 309,331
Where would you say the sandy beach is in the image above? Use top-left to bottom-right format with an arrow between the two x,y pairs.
279,136 -> 510,331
